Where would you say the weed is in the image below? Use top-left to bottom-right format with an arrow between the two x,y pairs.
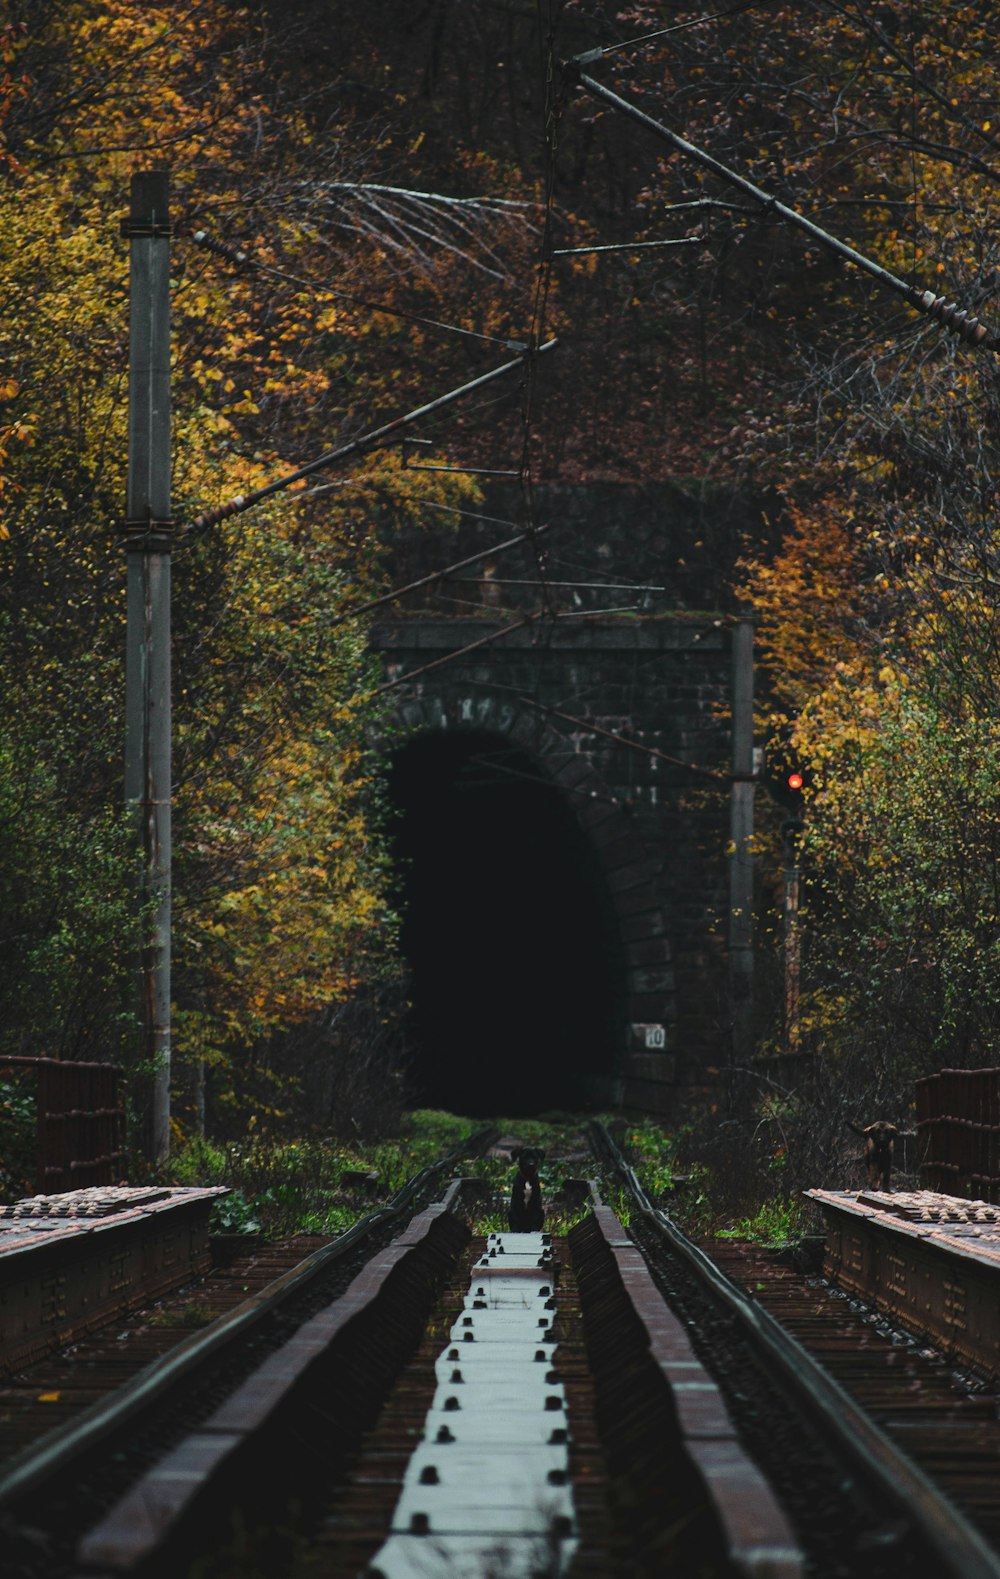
715,1195 -> 810,1249
171,1137 -> 228,1187
149,1301 -> 215,1328
210,1188 -> 263,1235
173,1112 -> 601,1242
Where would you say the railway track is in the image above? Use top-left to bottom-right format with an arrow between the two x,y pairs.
0,1234 -> 333,1463
592,1122 -> 1000,1579
3,1121 -> 999,1577
706,1238 -> 1000,1551
1,1191 -> 801,1579
2,1132 -> 802,1579
0,1127 -> 496,1578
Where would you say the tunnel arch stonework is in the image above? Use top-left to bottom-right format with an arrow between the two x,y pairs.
373,616 -> 734,1116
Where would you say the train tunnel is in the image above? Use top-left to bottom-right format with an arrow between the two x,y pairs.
385,729 -> 627,1117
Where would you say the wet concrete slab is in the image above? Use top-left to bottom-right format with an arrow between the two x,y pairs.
365,1231 -> 577,1577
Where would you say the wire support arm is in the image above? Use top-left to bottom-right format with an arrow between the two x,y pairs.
563,69 -> 1000,352
327,522 -> 552,629
376,614 -> 541,692
519,695 -> 729,782
188,340 -> 557,535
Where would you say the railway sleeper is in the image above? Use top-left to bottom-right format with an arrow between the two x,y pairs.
72,1199 -> 469,1579
61,1188 -> 806,1579
568,1204 -> 803,1579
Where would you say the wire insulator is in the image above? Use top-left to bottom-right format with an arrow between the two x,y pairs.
192,230 -> 249,267
916,290 -> 993,347
188,496 -> 245,534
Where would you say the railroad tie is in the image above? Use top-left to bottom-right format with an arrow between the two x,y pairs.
366,1230 -> 577,1579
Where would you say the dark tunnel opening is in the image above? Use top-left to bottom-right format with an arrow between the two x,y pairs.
385,729 -> 628,1118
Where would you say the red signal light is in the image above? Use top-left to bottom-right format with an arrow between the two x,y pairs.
786,771 -> 804,792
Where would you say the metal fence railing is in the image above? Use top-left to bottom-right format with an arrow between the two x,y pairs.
0,1057 -> 125,1193
915,1067 -> 1000,1202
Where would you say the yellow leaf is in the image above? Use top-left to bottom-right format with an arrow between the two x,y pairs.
38,1391 -> 61,1402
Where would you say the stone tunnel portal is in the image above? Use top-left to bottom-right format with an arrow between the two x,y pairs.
386,729 -> 628,1118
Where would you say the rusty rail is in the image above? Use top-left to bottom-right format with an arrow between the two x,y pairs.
0,1126 -> 495,1514
75,1188 -> 471,1577
571,1191 -> 802,1577
591,1121 -> 1000,1579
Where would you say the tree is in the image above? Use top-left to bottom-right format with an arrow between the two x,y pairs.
7,0 -> 1000,1156
0,0 -> 520,1138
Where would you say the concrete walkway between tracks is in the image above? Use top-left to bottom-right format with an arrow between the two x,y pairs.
367,1230 -> 577,1579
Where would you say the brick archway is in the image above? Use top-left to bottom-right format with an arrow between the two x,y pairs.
384,687 -> 676,1106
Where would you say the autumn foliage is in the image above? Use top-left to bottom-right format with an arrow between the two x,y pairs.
0,1 -> 516,1136
3,0 -> 1000,1157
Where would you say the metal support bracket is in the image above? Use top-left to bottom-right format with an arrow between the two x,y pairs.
119,219 -> 175,239
118,518 -> 178,552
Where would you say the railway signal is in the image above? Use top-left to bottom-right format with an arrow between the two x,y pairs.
761,748 -> 810,823
779,766 -> 806,818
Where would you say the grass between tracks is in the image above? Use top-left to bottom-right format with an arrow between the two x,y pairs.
165,1110 -> 811,1249
169,1109 -> 602,1239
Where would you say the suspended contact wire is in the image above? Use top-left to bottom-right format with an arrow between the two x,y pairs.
476,618 -> 730,719
514,1 -> 564,625
187,342 -> 556,535
191,230 -> 528,352
575,0 -> 772,61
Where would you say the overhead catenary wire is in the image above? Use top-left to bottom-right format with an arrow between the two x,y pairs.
187,339 -> 557,535
369,608 -> 733,771
375,614 -> 541,693
510,0 -> 565,623
576,0 -> 775,60
553,239 -> 701,256
445,578 -> 666,591
557,604 -> 644,616
518,695 -> 729,782
373,603 -> 696,699
191,230 -> 529,352
458,750 -> 621,807
324,522 -> 551,630
389,386 -> 524,444
425,592 -> 524,615
401,451 -> 518,480
369,597 -> 732,736
468,617 -> 729,723
562,68 -> 1000,351
295,487 -> 531,537
393,497 -> 535,531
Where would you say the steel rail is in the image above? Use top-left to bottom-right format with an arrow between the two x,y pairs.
0,1125 -> 496,1509
591,1121 -> 1000,1579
